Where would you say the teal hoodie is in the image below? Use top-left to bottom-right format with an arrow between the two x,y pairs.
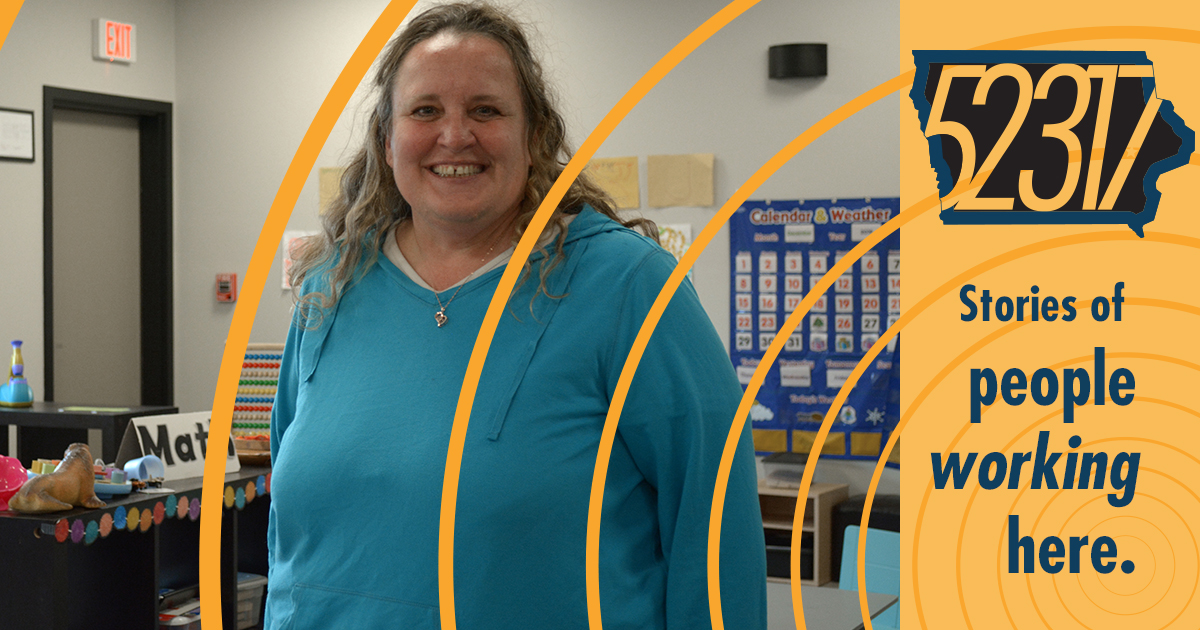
267,207 -> 766,629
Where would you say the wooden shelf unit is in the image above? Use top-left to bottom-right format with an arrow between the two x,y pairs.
759,481 -> 848,586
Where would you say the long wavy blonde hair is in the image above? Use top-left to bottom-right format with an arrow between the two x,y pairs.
289,2 -> 655,322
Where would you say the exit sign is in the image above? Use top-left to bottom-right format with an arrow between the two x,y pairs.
93,19 -> 136,63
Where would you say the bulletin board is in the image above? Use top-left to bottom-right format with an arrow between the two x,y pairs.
729,198 -> 900,463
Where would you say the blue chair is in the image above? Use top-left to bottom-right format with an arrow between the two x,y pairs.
838,525 -> 900,630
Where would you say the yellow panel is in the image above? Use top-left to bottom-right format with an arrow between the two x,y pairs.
753,429 -> 787,453
851,432 -> 883,456
792,430 -> 845,456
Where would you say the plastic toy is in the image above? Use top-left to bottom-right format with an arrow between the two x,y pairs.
124,454 -> 165,481
0,340 -> 34,408
9,443 -> 106,513
0,455 -> 28,510
93,480 -> 133,497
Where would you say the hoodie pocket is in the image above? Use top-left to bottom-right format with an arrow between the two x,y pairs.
282,583 -> 439,630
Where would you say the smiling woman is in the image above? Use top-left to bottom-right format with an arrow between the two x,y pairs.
266,3 -> 766,630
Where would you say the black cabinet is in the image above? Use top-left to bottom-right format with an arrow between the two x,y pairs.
0,467 -> 270,630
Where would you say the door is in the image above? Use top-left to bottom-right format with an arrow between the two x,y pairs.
51,109 -> 142,405
42,87 -> 174,408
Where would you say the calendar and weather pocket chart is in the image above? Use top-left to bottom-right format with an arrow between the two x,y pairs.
729,198 -> 900,463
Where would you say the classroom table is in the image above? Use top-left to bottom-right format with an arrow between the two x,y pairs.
767,580 -> 898,630
0,401 -> 177,463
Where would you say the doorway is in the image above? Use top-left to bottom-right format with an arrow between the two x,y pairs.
42,87 -> 173,406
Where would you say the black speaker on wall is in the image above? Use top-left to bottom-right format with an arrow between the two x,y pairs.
768,43 -> 827,79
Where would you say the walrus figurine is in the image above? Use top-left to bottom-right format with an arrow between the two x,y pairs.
9,443 -> 106,513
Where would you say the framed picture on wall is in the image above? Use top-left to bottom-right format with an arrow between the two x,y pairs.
0,107 -> 34,162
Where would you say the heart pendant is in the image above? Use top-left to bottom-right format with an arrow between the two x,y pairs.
434,310 -> 448,327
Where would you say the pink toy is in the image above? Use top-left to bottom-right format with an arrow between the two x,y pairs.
0,455 -> 28,510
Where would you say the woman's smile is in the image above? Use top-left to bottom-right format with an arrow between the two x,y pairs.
430,164 -> 485,177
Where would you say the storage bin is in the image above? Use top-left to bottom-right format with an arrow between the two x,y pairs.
158,584 -> 199,610
761,452 -> 807,489
158,598 -> 201,629
237,572 -> 269,629
765,543 -> 813,580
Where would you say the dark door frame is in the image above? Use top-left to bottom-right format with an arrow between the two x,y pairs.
43,86 -> 173,406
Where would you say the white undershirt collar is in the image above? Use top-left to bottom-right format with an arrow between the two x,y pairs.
383,214 -> 575,291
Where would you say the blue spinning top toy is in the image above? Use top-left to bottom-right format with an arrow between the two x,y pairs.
0,340 -> 34,408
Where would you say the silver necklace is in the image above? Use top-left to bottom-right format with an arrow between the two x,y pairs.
433,241 -> 498,328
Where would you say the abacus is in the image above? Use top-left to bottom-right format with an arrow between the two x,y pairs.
234,343 -> 283,438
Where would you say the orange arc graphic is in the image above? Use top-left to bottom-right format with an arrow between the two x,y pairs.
1049,475 -> 1190,622
1000,422 -> 1200,626
167,16 -> 1200,630
195,3 -> 420,628
694,94 -> 921,630
1065,456 -> 1200,628
958,409 -> 1120,628
909,297 -> 1200,627
905,345 -> 1200,629
829,233 -> 1135,625
786,263 -> 908,630
3,10 -> 1192,630
920,360 -> 1200,628
986,408 -> 1076,629
955,365 -> 1200,627
1015,475 -> 1193,625
700,195 -> 926,630
1010,484 -> 1177,625
877,266 -> 1200,629
856,320 -> 1027,624
708,26 -> 1200,630
877,235 -> 1198,629
0,1 -> 23,53
889,28 -> 1200,630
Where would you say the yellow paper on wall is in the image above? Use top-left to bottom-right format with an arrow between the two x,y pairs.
318,167 -> 345,215
647,153 -> 714,207
586,156 -> 639,209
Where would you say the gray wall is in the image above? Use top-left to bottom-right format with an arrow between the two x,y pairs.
1,0 -> 899,495
243,0 -> 901,353
0,0 -> 176,398
173,0 -> 390,414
